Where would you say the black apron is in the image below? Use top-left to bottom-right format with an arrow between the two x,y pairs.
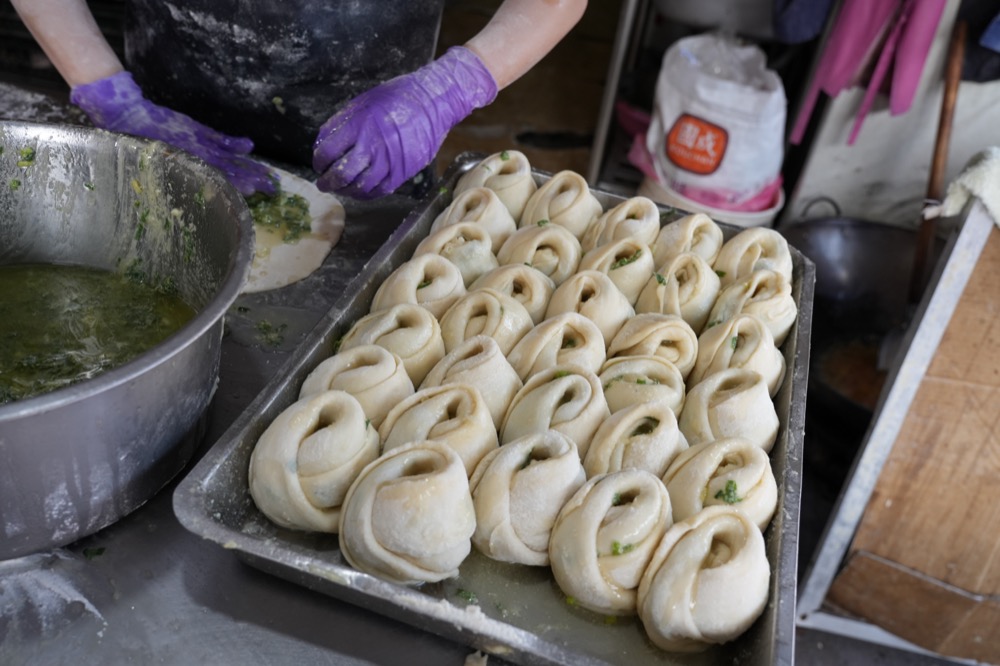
125,0 -> 446,166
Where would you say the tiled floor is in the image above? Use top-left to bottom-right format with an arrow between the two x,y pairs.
437,2 -> 973,665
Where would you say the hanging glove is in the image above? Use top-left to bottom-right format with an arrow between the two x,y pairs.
313,46 -> 498,199
70,71 -> 277,196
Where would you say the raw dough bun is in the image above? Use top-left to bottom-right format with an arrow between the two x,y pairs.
244,167 -> 346,293
651,213 -> 724,269
518,170 -> 603,240
607,313 -> 699,381
637,505 -> 770,652
413,221 -> 498,287
689,314 -> 785,397
501,365 -> 610,459
713,227 -> 793,288
707,269 -> 798,346
299,344 -> 415,429
421,335 -> 523,429
339,441 -> 475,585
469,264 -> 556,325
680,368 -> 779,452
496,223 -> 581,286
339,303 -> 445,386
370,253 -> 466,319
438,288 -> 533,356
454,150 -> 538,222
249,390 -> 379,533
430,186 -> 517,253
469,429 -> 586,566
545,270 -> 634,345
578,237 -> 655,305
378,383 -> 498,476
584,399 -> 689,479
506,312 -> 607,381
581,195 -> 660,253
549,469 -> 673,616
662,437 -> 778,531
599,355 -> 686,416
635,251 -> 721,333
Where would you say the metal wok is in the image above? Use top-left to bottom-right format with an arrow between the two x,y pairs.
782,210 -> 943,457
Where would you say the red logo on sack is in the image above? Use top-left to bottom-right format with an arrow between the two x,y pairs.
664,114 -> 728,175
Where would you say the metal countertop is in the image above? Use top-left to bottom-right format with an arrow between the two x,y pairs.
0,81 -> 481,666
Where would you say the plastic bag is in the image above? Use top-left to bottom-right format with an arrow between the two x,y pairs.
645,33 -> 786,212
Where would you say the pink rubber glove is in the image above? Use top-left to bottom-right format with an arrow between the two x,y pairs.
70,71 -> 277,196
313,46 -> 498,199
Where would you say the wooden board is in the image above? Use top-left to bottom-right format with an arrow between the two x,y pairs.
828,224 -> 1000,659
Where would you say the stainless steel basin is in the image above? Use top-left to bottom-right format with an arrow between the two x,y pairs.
0,121 -> 254,559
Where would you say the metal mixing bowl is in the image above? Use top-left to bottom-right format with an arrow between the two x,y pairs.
0,121 -> 254,559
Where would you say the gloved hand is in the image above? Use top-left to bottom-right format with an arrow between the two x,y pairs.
70,71 -> 277,196
313,46 -> 498,199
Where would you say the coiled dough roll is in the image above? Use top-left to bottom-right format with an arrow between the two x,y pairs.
249,390 -> 379,533
339,303 -> 445,386
469,429 -> 586,566
496,223 -> 581,286
430,185 -> 517,254
506,312 -> 607,381
299,344 -> 414,429
661,437 -> 778,531
713,227 -> 793,288
549,469 -> 673,615
651,213 -> 724,268
545,270 -> 634,345
469,264 -> 555,325
583,399 -> 689,480
607,313 -> 699,381
454,150 -> 537,222
689,314 -> 785,397
438,288 -> 533,356
370,253 -> 466,320
581,195 -> 660,253
578,237 -> 655,305
501,364 -> 610,459
680,368 -> 778,452
413,221 -> 498,287
519,169 -> 603,240
339,441 -> 476,585
420,335 -> 522,429
706,268 -> 798,346
599,355 -> 686,417
637,505 -> 770,652
635,251 -> 720,334
378,383 -> 498,476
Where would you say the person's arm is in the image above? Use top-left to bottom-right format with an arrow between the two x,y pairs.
10,0 -> 276,196
10,0 -> 123,86
465,0 -> 588,89
313,0 -> 588,199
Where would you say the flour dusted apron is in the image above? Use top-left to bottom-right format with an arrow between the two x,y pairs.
125,0 -> 446,166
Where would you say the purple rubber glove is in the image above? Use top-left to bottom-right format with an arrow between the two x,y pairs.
313,46 -> 498,199
70,71 -> 277,196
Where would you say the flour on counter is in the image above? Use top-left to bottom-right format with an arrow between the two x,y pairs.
0,551 -> 108,641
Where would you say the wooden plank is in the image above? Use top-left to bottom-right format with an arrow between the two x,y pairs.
827,550 -> 983,655
848,226 -> 1000,594
937,594 -> 1000,664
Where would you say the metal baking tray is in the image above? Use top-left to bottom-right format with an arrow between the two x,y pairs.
174,153 -> 815,666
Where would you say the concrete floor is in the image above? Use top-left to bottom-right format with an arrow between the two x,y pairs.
437,2 -> 976,664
